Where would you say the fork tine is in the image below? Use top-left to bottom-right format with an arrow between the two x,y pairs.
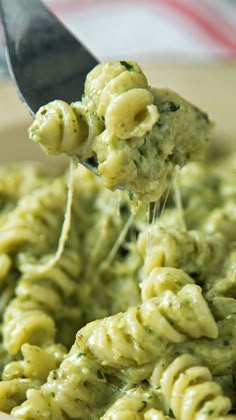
0,0 -> 98,114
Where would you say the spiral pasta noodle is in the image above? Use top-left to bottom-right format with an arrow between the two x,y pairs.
176,308 -> 236,377
149,354 -> 235,420
12,346 -> 120,419
72,270 -> 215,370
29,100 -> 89,157
101,388 -> 171,420
0,343 -> 66,413
0,177 -> 67,255
3,243 -> 81,354
141,267 -> 218,339
3,343 -> 66,384
0,162 -> 52,221
138,225 -> 226,280
29,60 -> 212,201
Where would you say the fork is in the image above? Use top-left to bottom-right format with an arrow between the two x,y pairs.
0,0 -> 98,116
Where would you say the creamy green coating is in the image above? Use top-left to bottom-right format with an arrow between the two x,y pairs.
29,61 -> 212,202
0,150 -> 235,418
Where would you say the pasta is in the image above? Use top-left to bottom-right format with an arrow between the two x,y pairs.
12,348 -> 120,419
100,388 -> 172,420
149,354 -> 235,420
140,267 -> 218,339
137,225 -> 226,280
0,344 -> 66,413
11,267 -> 218,419
0,177 -> 68,255
75,268 -> 217,368
0,175 -> 81,354
0,60 -> 235,419
29,61 -> 212,202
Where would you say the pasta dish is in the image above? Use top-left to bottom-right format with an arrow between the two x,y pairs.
0,61 -> 235,419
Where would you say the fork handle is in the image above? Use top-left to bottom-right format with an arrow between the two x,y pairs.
0,0 -> 98,113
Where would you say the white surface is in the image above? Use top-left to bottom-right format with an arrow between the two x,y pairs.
44,0 -> 236,62
1,0 -> 236,77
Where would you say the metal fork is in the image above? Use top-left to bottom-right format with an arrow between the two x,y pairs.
0,0 -> 98,116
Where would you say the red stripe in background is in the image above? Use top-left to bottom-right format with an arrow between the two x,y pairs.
48,0 -> 236,56
198,0 -> 236,41
153,0 -> 236,54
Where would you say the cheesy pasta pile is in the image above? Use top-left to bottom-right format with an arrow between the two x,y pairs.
0,61 -> 235,419
0,151 -> 235,419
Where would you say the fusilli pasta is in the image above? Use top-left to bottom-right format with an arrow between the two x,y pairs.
29,61 -> 212,201
0,60 -> 235,419
150,353 -> 235,420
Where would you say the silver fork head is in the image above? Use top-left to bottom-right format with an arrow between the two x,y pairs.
0,0 -> 98,115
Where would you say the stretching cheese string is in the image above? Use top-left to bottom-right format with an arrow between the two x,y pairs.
31,160 -> 76,274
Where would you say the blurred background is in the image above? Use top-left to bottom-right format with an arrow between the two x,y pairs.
1,0 -> 236,77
